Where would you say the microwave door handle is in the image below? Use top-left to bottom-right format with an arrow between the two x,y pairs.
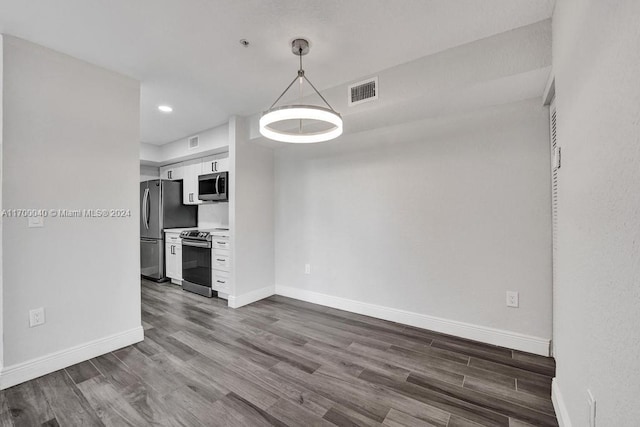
215,175 -> 220,195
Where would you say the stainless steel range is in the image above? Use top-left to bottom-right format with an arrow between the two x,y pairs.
180,228 -> 228,297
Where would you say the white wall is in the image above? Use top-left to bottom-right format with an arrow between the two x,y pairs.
229,116 -> 275,307
140,123 -> 229,165
249,20 -> 552,145
140,165 -> 159,182
1,36 -> 142,387
198,203 -> 229,229
0,35 -> 4,369
275,99 -> 552,349
551,1 -> 640,425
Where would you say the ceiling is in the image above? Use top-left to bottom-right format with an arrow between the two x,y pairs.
0,0 -> 554,145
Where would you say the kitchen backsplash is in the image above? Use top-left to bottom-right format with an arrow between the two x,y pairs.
198,202 -> 229,229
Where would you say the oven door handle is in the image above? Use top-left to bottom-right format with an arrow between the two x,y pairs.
182,240 -> 212,248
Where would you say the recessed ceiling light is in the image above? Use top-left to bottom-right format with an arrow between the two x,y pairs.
158,105 -> 173,113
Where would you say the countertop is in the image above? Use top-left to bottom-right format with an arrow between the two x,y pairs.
164,227 -> 198,234
164,227 -> 230,237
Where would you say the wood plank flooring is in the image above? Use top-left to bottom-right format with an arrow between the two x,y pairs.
0,279 -> 558,426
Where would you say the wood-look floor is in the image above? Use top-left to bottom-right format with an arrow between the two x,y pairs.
0,279 -> 558,426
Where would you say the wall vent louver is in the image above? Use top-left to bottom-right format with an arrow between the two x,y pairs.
188,135 -> 199,149
348,77 -> 378,106
550,97 -> 559,289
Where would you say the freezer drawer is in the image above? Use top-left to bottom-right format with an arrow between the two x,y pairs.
141,238 -> 164,280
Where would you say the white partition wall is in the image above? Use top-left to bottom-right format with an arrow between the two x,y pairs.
0,36 -> 143,388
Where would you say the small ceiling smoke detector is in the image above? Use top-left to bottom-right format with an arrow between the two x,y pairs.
158,105 -> 173,113
239,39 -> 250,47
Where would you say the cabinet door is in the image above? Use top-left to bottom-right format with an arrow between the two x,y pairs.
160,164 -> 184,181
165,243 -> 177,279
202,154 -> 229,174
215,156 -> 229,172
182,160 -> 202,205
174,244 -> 182,281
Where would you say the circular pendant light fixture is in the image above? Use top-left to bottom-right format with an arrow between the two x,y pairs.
260,39 -> 343,143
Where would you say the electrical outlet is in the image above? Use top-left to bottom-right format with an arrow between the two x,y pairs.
587,389 -> 596,427
29,307 -> 46,327
506,291 -> 519,308
305,264 -> 311,274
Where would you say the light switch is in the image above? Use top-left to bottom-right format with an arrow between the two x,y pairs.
553,146 -> 562,169
28,216 -> 44,228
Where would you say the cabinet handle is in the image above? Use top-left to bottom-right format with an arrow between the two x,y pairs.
216,258 -> 225,262
216,280 -> 225,284
216,241 -> 226,245
168,171 -> 172,179
212,162 -> 215,172
189,193 -> 193,202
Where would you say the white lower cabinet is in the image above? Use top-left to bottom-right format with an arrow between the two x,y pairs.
212,269 -> 231,294
165,241 -> 182,283
213,249 -> 230,270
212,236 -> 231,296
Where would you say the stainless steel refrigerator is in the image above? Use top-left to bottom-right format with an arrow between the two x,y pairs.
140,180 -> 197,280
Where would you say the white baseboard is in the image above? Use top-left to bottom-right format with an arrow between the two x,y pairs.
228,285 -> 275,309
552,378 -> 572,427
275,285 -> 551,356
0,326 -> 144,390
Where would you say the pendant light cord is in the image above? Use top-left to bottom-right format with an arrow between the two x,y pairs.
267,47 -> 337,113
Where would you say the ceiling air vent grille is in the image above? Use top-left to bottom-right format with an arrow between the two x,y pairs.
188,135 -> 199,149
348,77 -> 378,106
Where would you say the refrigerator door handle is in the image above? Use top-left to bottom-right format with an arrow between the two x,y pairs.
142,188 -> 150,230
142,188 -> 147,228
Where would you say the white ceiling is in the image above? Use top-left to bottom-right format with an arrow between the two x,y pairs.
0,0 -> 554,145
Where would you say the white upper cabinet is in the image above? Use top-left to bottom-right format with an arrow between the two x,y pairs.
182,159 -> 202,205
201,154 -> 229,174
158,151 -> 229,205
160,164 -> 184,181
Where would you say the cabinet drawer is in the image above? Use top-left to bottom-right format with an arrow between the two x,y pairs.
165,234 -> 181,243
212,253 -> 230,271
212,270 -> 231,293
213,255 -> 230,271
212,238 -> 230,250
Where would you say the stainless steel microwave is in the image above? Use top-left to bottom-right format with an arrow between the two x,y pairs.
198,172 -> 228,201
